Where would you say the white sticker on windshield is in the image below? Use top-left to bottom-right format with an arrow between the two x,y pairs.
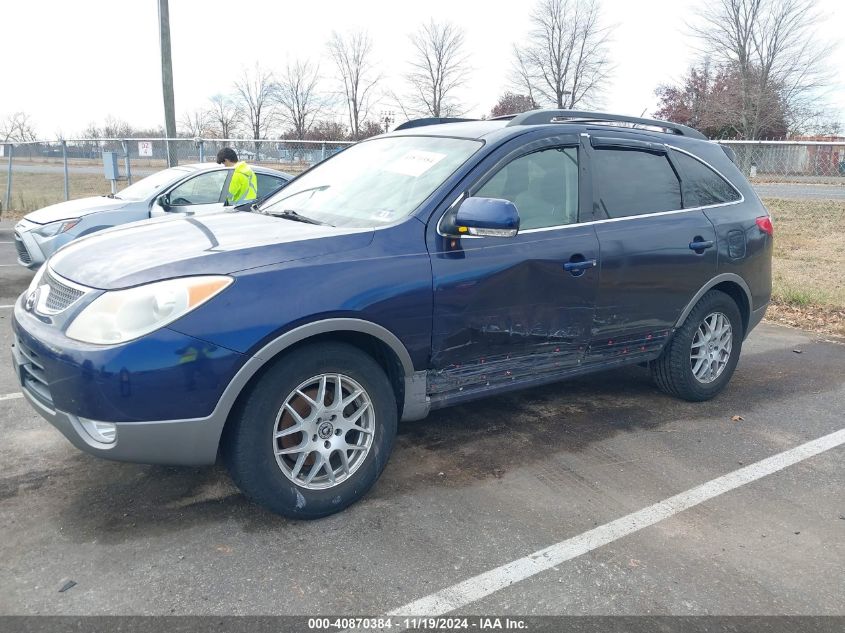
384,150 -> 447,177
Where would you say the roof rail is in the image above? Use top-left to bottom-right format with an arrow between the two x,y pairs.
506,109 -> 708,140
394,117 -> 476,131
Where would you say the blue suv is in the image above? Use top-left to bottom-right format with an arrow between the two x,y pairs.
11,110 -> 772,519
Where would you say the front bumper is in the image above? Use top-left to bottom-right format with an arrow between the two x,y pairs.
13,225 -> 46,270
11,296 -> 246,465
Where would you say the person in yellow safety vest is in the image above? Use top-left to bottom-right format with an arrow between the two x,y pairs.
216,147 -> 258,205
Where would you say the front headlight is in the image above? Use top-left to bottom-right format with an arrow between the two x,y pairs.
32,218 -> 80,238
66,276 -> 232,345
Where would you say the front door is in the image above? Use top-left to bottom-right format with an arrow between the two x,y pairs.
427,137 -> 599,405
151,169 -> 230,217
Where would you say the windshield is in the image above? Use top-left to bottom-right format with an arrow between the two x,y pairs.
117,167 -> 193,201
259,136 -> 482,227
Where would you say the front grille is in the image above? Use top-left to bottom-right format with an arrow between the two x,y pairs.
14,233 -> 31,265
15,335 -> 53,409
43,270 -> 85,312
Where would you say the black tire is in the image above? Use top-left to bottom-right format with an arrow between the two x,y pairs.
650,290 -> 744,402
223,342 -> 397,519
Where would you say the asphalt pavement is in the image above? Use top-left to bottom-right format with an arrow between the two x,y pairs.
0,237 -> 843,617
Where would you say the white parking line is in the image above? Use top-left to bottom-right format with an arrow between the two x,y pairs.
0,393 -> 23,402
386,428 -> 845,618
0,305 -> 14,309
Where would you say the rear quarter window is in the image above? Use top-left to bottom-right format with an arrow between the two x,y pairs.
670,149 -> 742,208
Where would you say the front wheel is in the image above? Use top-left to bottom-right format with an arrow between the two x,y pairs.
224,342 -> 397,519
650,290 -> 744,402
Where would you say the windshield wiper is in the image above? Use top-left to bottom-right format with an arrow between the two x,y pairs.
266,209 -> 330,226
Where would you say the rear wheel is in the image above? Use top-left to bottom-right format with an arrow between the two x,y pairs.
224,342 -> 397,519
650,290 -> 743,402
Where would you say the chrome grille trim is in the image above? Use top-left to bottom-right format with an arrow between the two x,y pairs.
44,270 -> 85,311
35,268 -> 90,315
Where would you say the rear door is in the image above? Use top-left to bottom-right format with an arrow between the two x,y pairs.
586,135 -> 717,362
256,173 -> 289,201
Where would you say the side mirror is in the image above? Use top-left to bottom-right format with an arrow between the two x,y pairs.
454,197 -> 520,238
156,193 -> 171,211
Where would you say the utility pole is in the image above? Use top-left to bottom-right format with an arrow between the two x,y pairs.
158,0 -> 178,166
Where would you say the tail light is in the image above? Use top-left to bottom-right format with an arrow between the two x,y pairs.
756,216 -> 773,236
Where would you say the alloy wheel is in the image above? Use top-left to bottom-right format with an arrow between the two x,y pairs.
690,311 -> 733,384
272,373 -> 375,490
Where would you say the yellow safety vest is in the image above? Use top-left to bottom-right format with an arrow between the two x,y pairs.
227,161 -> 258,205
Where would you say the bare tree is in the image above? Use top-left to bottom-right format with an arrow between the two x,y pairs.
328,30 -> 381,140
101,115 -> 133,138
1,112 -> 38,142
233,63 -> 278,142
513,0 -> 612,109
690,0 -> 835,139
207,94 -> 242,138
275,59 -> 324,139
179,109 -> 212,137
403,20 -> 470,118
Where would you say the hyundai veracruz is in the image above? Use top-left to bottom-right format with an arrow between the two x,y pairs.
11,110 -> 772,519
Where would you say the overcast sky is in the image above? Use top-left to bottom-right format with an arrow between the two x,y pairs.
4,0 -> 844,137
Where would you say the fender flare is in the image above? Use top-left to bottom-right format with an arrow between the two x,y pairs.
675,273 -> 752,329
202,318 -> 423,459
249,318 -> 415,376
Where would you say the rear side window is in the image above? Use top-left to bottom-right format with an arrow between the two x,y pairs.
257,173 -> 287,198
592,148 -> 681,218
670,149 -> 742,208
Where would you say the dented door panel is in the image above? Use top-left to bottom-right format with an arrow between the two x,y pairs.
428,225 -> 600,401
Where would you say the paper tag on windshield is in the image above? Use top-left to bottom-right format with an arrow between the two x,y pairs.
384,150 -> 446,177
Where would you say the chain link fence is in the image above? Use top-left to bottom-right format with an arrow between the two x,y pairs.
2,137 -> 843,215
720,140 -> 845,184
0,138 -> 353,215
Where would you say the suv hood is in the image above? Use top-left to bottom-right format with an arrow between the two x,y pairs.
24,196 -> 130,225
49,212 -> 374,289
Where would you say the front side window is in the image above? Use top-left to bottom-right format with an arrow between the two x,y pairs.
475,147 -> 578,230
168,170 -> 228,205
117,167 -> 192,201
670,149 -> 741,208
259,136 -> 482,228
593,148 -> 681,218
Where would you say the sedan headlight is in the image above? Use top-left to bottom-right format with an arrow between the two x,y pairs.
66,276 -> 232,345
32,218 -> 80,238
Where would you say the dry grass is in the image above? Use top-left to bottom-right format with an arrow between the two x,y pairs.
763,197 -> 845,336
0,172 -> 110,218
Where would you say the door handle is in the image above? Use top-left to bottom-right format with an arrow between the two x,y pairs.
563,259 -> 597,275
689,239 -> 714,251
